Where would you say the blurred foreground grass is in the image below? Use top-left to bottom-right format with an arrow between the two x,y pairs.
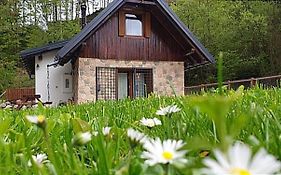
0,86 -> 281,174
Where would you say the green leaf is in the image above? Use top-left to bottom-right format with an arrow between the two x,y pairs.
129,159 -> 143,175
229,114 -> 249,138
144,164 -> 165,175
188,95 -> 233,121
71,118 -> 91,134
0,118 -> 12,135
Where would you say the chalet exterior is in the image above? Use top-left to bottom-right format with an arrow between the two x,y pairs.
21,0 -> 215,106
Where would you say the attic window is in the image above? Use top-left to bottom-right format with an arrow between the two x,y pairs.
125,14 -> 143,36
119,11 -> 151,37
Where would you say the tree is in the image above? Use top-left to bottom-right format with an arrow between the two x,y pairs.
172,0 -> 277,85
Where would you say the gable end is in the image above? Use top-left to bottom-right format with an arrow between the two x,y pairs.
55,0 -> 215,67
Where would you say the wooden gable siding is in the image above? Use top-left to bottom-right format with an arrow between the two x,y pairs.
79,12 -> 186,62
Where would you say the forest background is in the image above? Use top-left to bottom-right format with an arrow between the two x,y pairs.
0,0 -> 280,93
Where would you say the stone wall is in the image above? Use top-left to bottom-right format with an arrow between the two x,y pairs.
75,58 -> 184,104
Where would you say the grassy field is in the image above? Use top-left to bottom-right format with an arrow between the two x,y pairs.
0,86 -> 281,175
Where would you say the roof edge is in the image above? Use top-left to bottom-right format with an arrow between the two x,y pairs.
55,0 -> 126,65
20,40 -> 69,59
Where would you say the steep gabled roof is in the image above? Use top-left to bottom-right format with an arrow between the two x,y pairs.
55,0 -> 215,66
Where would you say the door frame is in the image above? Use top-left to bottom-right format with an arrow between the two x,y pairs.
117,68 -> 134,99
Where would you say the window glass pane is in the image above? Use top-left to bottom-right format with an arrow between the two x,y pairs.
134,69 -> 153,98
63,75 -> 72,93
135,73 -> 145,97
118,73 -> 128,99
125,14 -> 142,36
65,79 -> 70,89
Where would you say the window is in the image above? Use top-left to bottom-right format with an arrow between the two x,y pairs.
135,73 -> 145,97
65,78 -> 70,89
119,11 -> 151,37
63,75 -> 72,93
134,69 -> 153,98
125,14 -> 143,36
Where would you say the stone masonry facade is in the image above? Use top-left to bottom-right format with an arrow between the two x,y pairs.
74,58 -> 184,104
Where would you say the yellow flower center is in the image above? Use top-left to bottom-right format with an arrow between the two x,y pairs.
37,115 -> 45,123
199,150 -> 210,158
231,168 -> 251,175
162,151 -> 173,160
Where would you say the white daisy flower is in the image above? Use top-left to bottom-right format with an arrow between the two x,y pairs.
156,105 -> 181,116
127,128 -> 149,144
92,131 -> 98,137
26,115 -> 46,128
202,142 -> 281,175
28,153 -> 49,168
141,138 -> 187,166
26,115 -> 45,124
140,117 -> 162,128
91,127 -> 111,137
72,131 -> 92,146
102,127 -> 111,136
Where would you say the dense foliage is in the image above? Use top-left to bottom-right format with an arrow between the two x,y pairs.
0,0 -> 281,92
0,0 -> 82,93
172,1 -> 281,84
0,87 -> 281,174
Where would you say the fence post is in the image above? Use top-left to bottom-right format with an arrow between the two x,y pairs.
227,81 -> 231,90
250,78 -> 257,88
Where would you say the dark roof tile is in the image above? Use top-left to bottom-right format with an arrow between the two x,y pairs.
20,40 -> 68,59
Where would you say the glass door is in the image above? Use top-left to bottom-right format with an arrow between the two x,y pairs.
118,73 -> 128,99
116,68 -> 153,100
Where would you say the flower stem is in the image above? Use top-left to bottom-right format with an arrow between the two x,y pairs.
164,164 -> 172,175
43,126 -> 58,173
167,114 -> 172,138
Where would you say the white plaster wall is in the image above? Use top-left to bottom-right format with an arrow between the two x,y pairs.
35,50 -> 73,106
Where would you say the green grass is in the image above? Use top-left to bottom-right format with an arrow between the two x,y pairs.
0,86 -> 281,174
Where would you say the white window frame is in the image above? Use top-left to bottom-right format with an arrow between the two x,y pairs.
63,74 -> 72,93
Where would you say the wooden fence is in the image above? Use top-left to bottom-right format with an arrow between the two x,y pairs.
185,75 -> 281,94
4,87 -> 35,101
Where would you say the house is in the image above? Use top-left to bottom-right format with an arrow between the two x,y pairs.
21,40 -> 72,106
21,0 -> 215,106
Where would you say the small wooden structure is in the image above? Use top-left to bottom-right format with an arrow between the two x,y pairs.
2,88 -> 52,109
4,87 -> 35,101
